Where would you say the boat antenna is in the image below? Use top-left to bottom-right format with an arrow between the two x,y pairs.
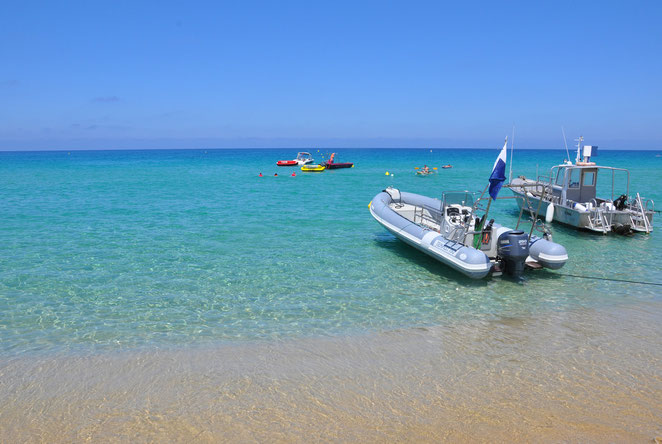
509,125 -> 515,183
561,126 -> 570,163
574,135 -> 583,163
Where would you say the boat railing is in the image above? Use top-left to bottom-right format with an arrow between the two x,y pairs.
474,182 -> 554,240
413,205 -> 443,230
644,198 -> 655,213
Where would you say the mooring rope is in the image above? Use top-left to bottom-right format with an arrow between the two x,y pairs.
557,273 -> 662,287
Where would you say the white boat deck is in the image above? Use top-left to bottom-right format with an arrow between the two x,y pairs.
389,202 -> 441,232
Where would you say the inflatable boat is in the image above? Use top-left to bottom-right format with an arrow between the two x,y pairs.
301,164 -> 326,172
321,153 -> 354,169
369,187 -> 568,279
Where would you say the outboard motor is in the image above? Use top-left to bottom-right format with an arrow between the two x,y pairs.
497,230 -> 530,278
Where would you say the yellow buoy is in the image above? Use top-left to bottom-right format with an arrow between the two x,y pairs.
385,171 -> 389,175
433,167 -> 438,170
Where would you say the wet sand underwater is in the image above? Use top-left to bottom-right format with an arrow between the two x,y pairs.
1,300 -> 661,443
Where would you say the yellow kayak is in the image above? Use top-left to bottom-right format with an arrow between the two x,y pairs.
301,164 -> 325,172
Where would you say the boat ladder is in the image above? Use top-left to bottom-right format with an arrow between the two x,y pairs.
587,208 -> 610,233
630,193 -> 651,234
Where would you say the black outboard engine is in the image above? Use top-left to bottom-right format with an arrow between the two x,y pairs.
497,230 -> 530,278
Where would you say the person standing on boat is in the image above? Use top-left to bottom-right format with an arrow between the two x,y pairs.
422,165 -> 430,174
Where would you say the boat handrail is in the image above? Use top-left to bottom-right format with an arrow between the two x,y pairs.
644,198 -> 655,212
413,205 -> 443,228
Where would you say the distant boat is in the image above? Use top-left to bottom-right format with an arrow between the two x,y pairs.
415,168 -> 435,176
441,165 -> 452,169
321,153 -> 353,169
277,152 -> 314,166
301,164 -> 325,172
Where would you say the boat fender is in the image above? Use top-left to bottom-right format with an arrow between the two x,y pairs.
545,203 -> 554,223
574,203 -> 587,212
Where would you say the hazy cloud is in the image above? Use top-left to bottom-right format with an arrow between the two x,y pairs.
92,96 -> 120,103
70,123 -> 96,130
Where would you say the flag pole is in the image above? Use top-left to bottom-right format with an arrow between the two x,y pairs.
474,197 -> 492,249
475,136 -> 507,249
509,125 -> 515,183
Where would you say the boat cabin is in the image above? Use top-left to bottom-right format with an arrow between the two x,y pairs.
545,164 -> 629,208
296,152 -> 313,162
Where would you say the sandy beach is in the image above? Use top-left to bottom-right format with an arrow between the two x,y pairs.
2,300 -> 660,443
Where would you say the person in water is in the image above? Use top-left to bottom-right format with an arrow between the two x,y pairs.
274,173 -> 278,176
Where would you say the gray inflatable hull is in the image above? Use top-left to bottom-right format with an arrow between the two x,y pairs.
528,237 -> 568,269
370,190 -> 569,279
370,190 -> 492,279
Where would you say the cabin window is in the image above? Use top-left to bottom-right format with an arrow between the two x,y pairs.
555,168 -> 566,185
568,169 -> 580,188
583,171 -> 595,186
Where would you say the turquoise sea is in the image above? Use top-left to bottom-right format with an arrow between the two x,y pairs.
1,148 -> 661,441
1,148 -> 661,355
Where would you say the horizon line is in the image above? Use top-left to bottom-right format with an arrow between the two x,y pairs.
2,146 -> 661,153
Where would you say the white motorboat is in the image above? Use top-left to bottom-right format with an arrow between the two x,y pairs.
510,137 -> 654,234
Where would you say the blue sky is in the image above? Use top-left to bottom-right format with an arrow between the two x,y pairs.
1,1 -> 661,150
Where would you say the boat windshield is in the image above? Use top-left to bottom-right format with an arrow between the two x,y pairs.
442,192 -> 474,208
297,152 -> 311,160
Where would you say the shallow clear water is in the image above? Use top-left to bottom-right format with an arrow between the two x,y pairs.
1,148 -> 661,355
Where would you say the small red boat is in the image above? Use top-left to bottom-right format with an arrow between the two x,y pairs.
322,153 -> 353,169
276,152 -> 314,166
